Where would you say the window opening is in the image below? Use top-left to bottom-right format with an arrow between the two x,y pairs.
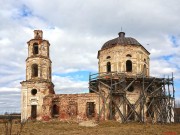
127,85 -> 134,92
126,54 -> 132,57
144,64 -> 147,75
31,89 -> 37,95
107,62 -> 111,72
32,64 -> 38,77
33,43 -> 38,54
126,60 -> 132,72
106,56 -> 111,59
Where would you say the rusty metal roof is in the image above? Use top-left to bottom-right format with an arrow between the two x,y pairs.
101,32 -> 141,50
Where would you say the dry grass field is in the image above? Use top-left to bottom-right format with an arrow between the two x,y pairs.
0,120 -> 179,135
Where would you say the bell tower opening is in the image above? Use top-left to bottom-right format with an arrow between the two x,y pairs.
32,64 -> 38,77
33,43 -> 39,55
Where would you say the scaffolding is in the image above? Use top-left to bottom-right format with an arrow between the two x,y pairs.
89,71 -> 175,123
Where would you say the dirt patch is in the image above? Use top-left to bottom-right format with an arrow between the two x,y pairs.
79,120 -> 98,127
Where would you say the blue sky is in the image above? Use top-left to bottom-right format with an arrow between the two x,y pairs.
0,0 -> 180,113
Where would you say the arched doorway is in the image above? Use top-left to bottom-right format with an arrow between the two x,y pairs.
52,104 -> 59,117
31,105 -> 37,119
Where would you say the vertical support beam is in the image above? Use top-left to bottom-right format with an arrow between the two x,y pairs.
168,76 -> 171,123
172,72 -> 175,122
162,78 -> 166,123
172,73 -> 174,98
172,72 -> 175,106
163,78 -> 166,96
142,68 -> 145,122
104,94 -> 105,120
163,78 -> 165,123
98,80 -> 100,121
109,73 -> 113,120
168,76 -> 170,97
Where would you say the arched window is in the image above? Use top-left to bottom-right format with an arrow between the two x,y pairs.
49,67 -> 51,79
144,59 -> 146,63
126,60 -> 132,72
52,104 -> 59,117
127,85 -> 134,92
106,56 -> 111,59
33,43 -> 38,55
107,62 -> 111,72
32,64 -> 38,77
144,64 -> 147,76
126,54 -> 132,57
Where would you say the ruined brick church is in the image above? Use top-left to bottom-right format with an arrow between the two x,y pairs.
21,30 -> 175,123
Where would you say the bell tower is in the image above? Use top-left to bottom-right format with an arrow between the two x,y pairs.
21,30 -> 55,121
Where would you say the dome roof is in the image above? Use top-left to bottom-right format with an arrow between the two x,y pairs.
101,32 -> 141,50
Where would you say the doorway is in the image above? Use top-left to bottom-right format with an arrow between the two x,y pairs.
31,105 -> 37,119
52,104 -> 59,117
86,102 -> 95,118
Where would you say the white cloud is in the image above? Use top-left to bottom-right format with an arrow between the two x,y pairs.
150,59 -> 178,78
0,87 -> 20,92
52,75 -> 88,94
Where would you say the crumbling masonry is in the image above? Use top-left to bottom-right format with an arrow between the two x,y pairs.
21,30 -> 175,123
